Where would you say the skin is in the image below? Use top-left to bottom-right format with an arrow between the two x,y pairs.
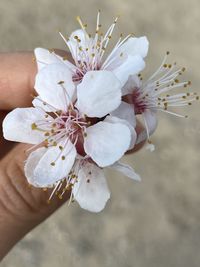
0,52 -> 144,260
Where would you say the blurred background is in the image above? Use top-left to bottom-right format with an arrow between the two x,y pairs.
1,0 -> 200,266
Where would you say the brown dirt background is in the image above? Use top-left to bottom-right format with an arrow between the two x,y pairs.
1,0 -> 200,266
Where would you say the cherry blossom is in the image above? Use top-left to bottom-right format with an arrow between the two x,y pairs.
122,52 -> 198,145
3,63 -> 138,211
34,11 -> 148,87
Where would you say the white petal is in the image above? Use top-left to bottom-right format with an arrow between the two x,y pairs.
67,29 -> 91,60
35,63 -> 75,111
136,110 -> 158,144
135,130 -> 147,145
32,139 -> 76,187
34,48 -> 64,71
144,110 -> 158,133
76,70 -> 121,117
24,147 -> 48,187
122,75 -> 141,96
63,59 -> 77,74
73,162 -> 110,212
111,101 -> 136,128
84,121 -> 131,167
118,36 -> 149,58
32,96 -> 54,112
35,47 -> 77,78
110,161 -> 141,181
3,108 -> 45,144
113,55 -> 145,87
104,115 -> 137,150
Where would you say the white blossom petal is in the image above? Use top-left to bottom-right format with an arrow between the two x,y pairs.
34,48 -> 64,71
84,121 -> 131,167
67,29 -> 91,59
24,147 -> 48,187
35,63 -> 75,111
118,36 -> 149,58
135,130 -> 147,145
110,161 -> 141,181
111,101 -> 136,128
104,115 -> 137,150
32,96 -> 54,112
3,108 -> 45,144
32,140 -> 76,187
113,55 -> 145,87
122,75 -> 141,96
76,70 -> 121,117
136,110 -> 158,144
143,110 -> 158,133
73,162 -> 110,212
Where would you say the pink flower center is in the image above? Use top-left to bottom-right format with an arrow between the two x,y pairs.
72,61 -> 101,82
123,87 -> 148,114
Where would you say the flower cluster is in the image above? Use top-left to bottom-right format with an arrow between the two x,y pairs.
3,12 -> 198,212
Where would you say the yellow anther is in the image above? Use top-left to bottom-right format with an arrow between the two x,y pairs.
31,123 -> 37,130
58,81 -> 65,85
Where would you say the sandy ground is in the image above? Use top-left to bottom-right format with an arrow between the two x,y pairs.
1,0 -> 200,266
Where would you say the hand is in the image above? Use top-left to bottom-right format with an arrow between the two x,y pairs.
0,52 -> 144,260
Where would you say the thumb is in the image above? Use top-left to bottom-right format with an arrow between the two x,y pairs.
0,143 -> 70,259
